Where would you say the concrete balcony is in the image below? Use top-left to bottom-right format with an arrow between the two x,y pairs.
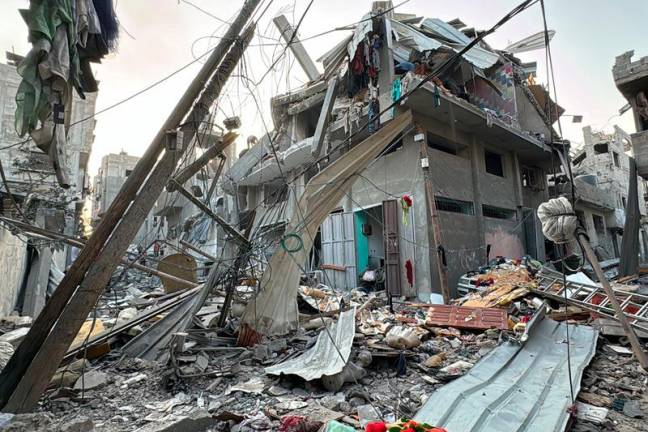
631,130 -> 648,179
558,177 -> 616,212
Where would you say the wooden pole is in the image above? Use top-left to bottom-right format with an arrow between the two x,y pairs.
419,138 -> 450,304
167,133 -> 237,191
0,20 -> 258,413
180,239 -> 218,262
0,217 -> 198,289
579,234 -> 648,369
0,0 -> 260,411
206,154 -> 227,203
171,180 -> 250,248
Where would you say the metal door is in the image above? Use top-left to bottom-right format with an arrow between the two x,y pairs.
383,200 -> 402,296
523,208 -> 538,259
320,212 -> 357,290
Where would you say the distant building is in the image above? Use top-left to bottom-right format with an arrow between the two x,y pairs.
0,58 -> 97,316
567,126 -> 648,260
93,152 -> 160,245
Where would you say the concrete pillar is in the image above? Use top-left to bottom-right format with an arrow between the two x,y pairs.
273,15 -> 320,82
470,136 -> 486,245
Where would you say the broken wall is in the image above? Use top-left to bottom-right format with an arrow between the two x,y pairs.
0,228 -> 28,316
347,135 -> 430,299
514,86 -> 551,140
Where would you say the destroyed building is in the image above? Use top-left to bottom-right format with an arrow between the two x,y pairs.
2,2 -> 648,432
614,50 -> 648,180
0,57 -> 97,317
222,6 -> 559,299
154,123 -> 240,260
93,151 -> 160,246
567,125 -> 648,260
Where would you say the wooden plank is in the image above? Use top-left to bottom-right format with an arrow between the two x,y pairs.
206,154 -> 227,202
171,180 -> 250,248
425,304 -> 508,330
0,20 -> 258,413
180,240 -> 218,262
167,132 -> 237,190
0,216 -> 198,289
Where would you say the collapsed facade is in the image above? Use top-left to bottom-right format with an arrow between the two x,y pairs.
0,57 -> 97,317
567,125 -> 648,261
221,5 -> 558,300
1,2 -> 648,431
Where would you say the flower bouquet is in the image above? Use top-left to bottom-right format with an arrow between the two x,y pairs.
365,419 -> 447,432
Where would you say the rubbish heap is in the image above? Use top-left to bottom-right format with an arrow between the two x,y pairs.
0,255 -> 644,431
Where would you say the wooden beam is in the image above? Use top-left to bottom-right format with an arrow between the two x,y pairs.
180,239 -> 218,262
206,154 -> 227,202
171,180 -> 250,248
0,0 -> 260,412
311,78 -> 339,158
0,20 -> 258,413
419,137 -> 450,304
273,14 -> 320,82
0,217 -> 199,289
167,132 -> 238,191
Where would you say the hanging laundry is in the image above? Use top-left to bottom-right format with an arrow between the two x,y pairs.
15,0 -> 84,137
391,78 -> 401,116
405,259 -> 414,288
367,99 -> 380,134
350,43 -> 365,75
433,84 -> 441,108
370,33 -> 382,71
400,71 -> 414,105
92,0 -> 120,51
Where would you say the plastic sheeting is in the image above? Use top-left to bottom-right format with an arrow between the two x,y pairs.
415,314 -> 598,431
265,308 -> 355,380
240,111 -> 412,336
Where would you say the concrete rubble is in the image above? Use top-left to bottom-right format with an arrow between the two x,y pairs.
1,1 -> 648,432
0,259 -> 644,431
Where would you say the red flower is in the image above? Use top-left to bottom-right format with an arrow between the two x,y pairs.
401,194 -> 413,207
365,421 -> 387,432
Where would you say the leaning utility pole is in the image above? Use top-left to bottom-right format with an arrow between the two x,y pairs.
419,135 -> 451,303
0,0 -> 260,412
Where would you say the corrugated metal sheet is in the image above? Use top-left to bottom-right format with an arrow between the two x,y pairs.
390,19 -> 444,52
265,308 -> 355,380
415,315 -> 598,431
504,30 -> 556,54
321,212 -> 357,290
420,18 -> 500,69
425,305 -> 508,330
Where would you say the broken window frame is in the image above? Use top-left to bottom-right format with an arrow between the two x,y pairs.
592,214 -> 605,235
435,196 -> 475,215
482,204 -> 516,220
484,150 -> 505,177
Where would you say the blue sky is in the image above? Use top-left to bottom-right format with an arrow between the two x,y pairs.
1,0 -> 646,174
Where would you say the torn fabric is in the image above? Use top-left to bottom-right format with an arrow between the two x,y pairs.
240,110 -> 412,336
265,308 -> 356,380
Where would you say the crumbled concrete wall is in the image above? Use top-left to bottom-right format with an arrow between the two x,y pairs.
0,229 -> 28,316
